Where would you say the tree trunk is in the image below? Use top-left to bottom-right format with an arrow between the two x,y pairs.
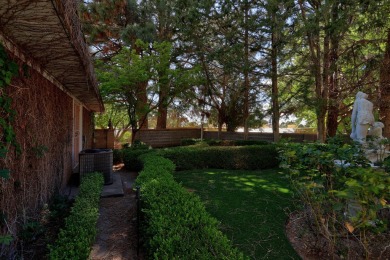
156,90 -> 168,129
243,0 -> 250,140
380,29 -> 390,138
156,102 -> 168,129
326,7 -> 340,138
320,21 -> 330,142
298,0 -> 327,143
271,12 -> 280,143
326,75 -> 339,137
137,81 -> 148,129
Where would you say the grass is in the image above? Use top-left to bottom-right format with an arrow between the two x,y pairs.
174,168 -> 300,259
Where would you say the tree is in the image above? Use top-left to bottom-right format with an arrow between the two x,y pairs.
258,0 -> 296,142
95,43 -> 154,143
81,0 -> 153,129
380,30 -> 390,137
95,103 -> 131,141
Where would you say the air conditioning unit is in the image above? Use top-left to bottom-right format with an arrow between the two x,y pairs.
79,149 -> 113,185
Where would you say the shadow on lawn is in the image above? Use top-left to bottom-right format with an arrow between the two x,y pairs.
175,169 -> 300,259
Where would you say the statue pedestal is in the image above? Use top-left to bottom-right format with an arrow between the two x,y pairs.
363,148 -> 390,165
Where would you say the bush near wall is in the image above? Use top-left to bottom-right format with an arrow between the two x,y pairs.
181,138 -> 270,147
157,145 -> 279,171
48,172 -> 104,260
136,154 -> 247,259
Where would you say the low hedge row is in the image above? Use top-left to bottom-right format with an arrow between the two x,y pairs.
118,142 -> 278,172
157,144 -> 279,170
136,153 -> 246,259
48,172 -> 104,260
181,138 -> 270,147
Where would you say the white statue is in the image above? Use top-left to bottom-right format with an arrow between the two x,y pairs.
368,121 -> 384,139
350,91 -> 375,144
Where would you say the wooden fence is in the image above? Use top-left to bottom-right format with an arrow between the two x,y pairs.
134,128 -> 201,147
133,128 -> 317,148
203,131 -> 317,142
94,129 -> 115,149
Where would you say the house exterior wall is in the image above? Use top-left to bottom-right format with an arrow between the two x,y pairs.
0,53 -> 95,255
83,107 -> 94,149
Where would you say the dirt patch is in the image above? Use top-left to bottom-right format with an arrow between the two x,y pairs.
90,170 -> 145,260
286,210 -> 390,259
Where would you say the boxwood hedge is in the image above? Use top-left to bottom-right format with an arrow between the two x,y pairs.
157,144 -> 279,170
48,172 -> 104,260
136,153 -> 247,259
119,143 -> 278,172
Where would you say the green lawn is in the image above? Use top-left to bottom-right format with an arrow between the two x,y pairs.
174,168 -> 300,259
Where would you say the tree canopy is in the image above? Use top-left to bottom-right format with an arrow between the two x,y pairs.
81,0 -> 390,142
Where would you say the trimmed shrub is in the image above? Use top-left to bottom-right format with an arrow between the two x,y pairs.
181,138 -> 270,147
48,172 -> 104,260
136,154 -> 247,259
180,138 -> 200,146
122,147 -> 153,172
205,139 -> 270,146
158,144 -> 279,170
113,149 -> 123,164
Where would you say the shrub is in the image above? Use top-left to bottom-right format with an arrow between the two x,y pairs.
48,172 -> 104,260
181,139 -> 270,147
122,147 -> 153,172
113,149 -> 123,164
136,154 -> 247,259
158,144 -> 279,170
278,140 -> 390,254
206,139 -> 270,146
180,138 -> 201,146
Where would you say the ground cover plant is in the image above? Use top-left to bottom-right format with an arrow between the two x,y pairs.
278,139 -> 390,258
174,168 -> 299,259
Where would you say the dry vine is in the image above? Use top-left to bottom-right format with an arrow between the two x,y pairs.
0,57 -> 74,258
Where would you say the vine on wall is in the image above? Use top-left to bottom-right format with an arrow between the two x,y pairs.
0,44 -> 19,179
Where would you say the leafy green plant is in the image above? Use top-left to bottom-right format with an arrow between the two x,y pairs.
31,145 -> 48,158
48,172 -> 103,260
278,139 -> 390,256
366,136 -> 390,165
0,235 -> 12,246
0,44 -> 19,179
20,221 -> 45,241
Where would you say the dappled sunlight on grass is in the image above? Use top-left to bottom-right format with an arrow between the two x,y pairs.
174,168 -> 299,259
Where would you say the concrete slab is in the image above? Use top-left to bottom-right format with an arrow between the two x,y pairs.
100,173 -> 124,198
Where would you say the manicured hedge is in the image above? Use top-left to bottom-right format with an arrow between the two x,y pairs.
157,144 -> 279,170
136,153 -> 247,259
48,172 -> 104,260
181,138 -> 270,147
122,148 -> 153,172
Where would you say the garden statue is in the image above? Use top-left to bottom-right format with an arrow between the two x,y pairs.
350,91 -> 375,144
368,121 -> 385,139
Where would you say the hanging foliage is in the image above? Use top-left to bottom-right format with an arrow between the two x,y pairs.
0,44 -> 19,179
